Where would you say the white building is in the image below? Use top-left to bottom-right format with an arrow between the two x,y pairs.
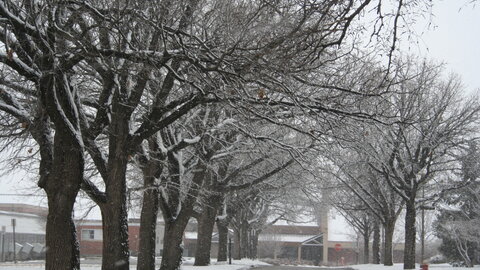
0,203 -> 47,261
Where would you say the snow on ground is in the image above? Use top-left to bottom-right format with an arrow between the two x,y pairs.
0,258 -> 270,270
348,263 -> 480,270
1,261 -> 479,270
182,258 -> 270,270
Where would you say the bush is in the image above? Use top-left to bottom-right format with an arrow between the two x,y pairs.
429,254 -> 446,264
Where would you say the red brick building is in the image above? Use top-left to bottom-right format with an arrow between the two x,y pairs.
76,213 -> 404,265
76,219 -> 143,256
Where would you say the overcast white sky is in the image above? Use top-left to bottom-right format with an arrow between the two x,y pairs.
405,0 -> 480,92
0,1 -> 479,217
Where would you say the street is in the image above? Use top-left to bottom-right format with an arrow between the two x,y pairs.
252,266 -> 354,270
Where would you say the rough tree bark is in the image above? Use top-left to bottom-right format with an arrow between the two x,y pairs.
384,220 -> 396,266
248,230 -> 259,259
160,215 -> 191,270
403,201 -> 417,269
217,218 -> 229,262
194,194 -> 222,266
3,77 -> 86,270
159,157 -> 208,270
43,131 -> 83,270
100,196 -> 130,270
137,175 -> 161,270
137,138 -> 164,270
100,103 -> 131,270
372,220 -> 381,264
233,229 -> 241,260
39,64 -> 85,270
363,231 -> 370,264
240,220 -> 249,259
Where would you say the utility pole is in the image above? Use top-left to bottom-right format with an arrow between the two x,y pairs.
228,237 -> 232,265
421,187 -> 425,264
11,219 -> 16,264
1,226 -> 5,262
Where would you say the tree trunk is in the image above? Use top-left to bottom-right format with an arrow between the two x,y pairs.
233,229 -> 241,260
248,229 -> 259,259
372,221 -> 381,264
101,162 -> 130,270
403,202 -> 417,270
101,100 -> 131,270
46,193 -> 80,270
40,72 -> 84,270
240,222 -> 249,259
160,217 -> 190,270
137,177 -> 160,270
44,132 -> 83,270
384,221 -> 395,266
137,137 -> 164,270
194,196 -> 221,266
159,153 -> 208,270
101,203 -> 130,270
363,231 -> 370,264
217,219 -> 229,262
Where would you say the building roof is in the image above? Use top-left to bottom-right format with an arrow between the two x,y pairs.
259,233 -> 321,244
75,219 -> 146,226
0,210 -> 43,218
263,224 -> 321,235
0,203 -> 48,217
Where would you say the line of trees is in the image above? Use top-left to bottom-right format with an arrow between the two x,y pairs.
0,1 -> 475,270
324,60 -> 480,269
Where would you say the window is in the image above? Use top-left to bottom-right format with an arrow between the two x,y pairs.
82,229 -> 95,240
81,229 -> 103,241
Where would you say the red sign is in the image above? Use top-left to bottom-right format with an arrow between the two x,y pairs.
334,243 -> 342,251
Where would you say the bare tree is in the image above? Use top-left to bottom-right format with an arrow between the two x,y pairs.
332,188 -> 376,264
368,61 -> 480,269
0,3 -> 87,269
324,153 -> 404,266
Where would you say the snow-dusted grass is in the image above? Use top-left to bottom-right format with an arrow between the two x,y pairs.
182,258 -> 270,270
2,261 -> 479,270
348,263 -> 480,270
0,258 -> 270,270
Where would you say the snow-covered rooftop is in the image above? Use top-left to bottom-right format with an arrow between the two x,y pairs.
0,210 -> 43,218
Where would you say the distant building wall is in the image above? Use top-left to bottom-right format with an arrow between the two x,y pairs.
0,211 -> 46,235
328,247 -> 358,265
77,224 -> 103,256
76,220 -> 163,257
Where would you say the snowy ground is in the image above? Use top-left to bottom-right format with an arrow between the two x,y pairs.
182,257 -> 270,270
0,261 -> 479,270
0,258 -> 270,270
348,263 -> 480,270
